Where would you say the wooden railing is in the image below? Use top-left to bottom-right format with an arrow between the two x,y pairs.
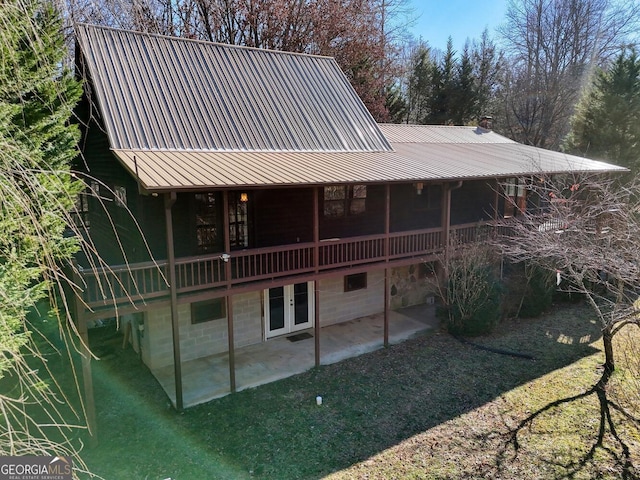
79,222 -> 506,310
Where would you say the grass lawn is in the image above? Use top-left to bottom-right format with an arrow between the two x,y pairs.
78,302 -> 639,479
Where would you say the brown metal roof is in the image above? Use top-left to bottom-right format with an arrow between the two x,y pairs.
75,25 -> 625,192
75,24 -> 391,152
114,139 -> 625,191
378,123 -> 516,144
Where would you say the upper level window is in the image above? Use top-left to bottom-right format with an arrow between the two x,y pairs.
504,178 -> 526,217
114,185 -> 127,208
324,185 -> 367,218
195,192 -> 220,253
72,188 -> 90,230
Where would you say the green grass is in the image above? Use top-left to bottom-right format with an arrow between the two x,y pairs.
76,303 -> 639,479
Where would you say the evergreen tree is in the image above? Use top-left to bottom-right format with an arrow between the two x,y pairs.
565,48 -> 640,174
471,29 -> 502,124
451,44 -> 477,125
385,83 -> 408,123
406,43 -> 434,124
0,0 -> 87,467
427,37 -> 457,124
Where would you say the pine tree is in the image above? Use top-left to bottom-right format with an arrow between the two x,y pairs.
407,43 -> 434,124
0,0 -> 87,466
565,48 -> 640,174
451,44 -> 477,125
427,37 -> 457,125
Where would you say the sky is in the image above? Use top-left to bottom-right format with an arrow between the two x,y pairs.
407,0 -> 510,53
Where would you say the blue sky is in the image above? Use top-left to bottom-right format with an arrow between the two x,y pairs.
407,0 -> 510,53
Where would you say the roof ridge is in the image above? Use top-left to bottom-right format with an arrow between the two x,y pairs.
75,23 -> 335,61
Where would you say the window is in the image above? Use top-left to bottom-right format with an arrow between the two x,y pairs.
504,178 -> 526,217
114,185 -> 127,208
324,185 -> 367,217
72,188 -> 90,230
228,192 -> 249,249
191,298 -> 226,324
195,192 -> 220,253
344,272 -> 367,292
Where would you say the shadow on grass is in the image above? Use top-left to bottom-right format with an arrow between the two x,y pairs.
499,365 -> 639,479
81,303 -> 603,479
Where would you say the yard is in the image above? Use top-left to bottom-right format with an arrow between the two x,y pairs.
79,302 -> 639,479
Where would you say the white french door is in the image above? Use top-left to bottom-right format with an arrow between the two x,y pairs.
265,282 -> 314,338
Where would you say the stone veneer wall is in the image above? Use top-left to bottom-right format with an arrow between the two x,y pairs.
389,263 -> 435,310
318,270 -> 385,326
141,291 -> 262,370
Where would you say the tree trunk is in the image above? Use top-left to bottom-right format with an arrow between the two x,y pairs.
602,324 -> 615,374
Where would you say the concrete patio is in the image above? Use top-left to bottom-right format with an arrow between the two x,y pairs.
153,303 -> 439,408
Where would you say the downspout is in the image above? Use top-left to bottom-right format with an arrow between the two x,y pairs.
164,192 -> 183,411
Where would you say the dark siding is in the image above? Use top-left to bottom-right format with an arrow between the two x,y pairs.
76,92 -> 167,265
390,183 -> 442,232
450,180 -> 496,225
253,188 -> 313,247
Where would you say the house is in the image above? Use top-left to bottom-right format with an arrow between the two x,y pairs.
72,24 -> 624,412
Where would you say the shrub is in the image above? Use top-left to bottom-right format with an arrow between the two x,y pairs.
503,262 -> 555,318
438,244 -> 503,336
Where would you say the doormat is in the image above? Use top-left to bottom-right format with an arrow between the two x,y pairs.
287,332 -> 313,342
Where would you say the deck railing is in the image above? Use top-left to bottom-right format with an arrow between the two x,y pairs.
79,221 -> 506,310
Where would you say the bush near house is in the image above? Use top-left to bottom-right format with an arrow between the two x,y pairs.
503,262 -> 556,318
436,244 -> 503,336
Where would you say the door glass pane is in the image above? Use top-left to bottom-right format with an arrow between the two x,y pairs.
293,283 -> 309,325
269,287 -> 285,331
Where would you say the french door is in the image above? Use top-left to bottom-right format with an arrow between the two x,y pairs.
265,282 -> 314,338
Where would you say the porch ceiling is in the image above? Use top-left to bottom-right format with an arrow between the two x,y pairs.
113,141 -> 626,191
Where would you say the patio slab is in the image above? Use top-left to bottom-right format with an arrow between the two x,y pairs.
154,303 -> 438,408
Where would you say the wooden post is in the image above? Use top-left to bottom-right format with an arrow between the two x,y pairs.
223,191 -> 236,392
70,263 -> 97,447
384,184 -> 390,347
164,192 -> 183,411
440,183 -> 452,283
313,187 -> 321,367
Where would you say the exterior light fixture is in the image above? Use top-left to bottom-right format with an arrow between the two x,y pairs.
415,182 -> 424,195
240,192 -> 249,202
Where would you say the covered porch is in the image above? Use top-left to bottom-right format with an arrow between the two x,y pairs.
153,303 -> 438,408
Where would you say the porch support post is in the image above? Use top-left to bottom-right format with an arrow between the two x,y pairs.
223,191 -> 236,392
313,186 -> 321,367
164,192 -> 183,411
384,184 -> 391,347
71,263 -> 97,447
440,183 -> 452,282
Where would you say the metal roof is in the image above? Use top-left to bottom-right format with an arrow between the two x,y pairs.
378,123 -> 516,144
75,25 -> 625,192
114,140 -> 625,191
75,24 -> 391,152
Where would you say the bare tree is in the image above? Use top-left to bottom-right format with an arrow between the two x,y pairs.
496,174 -> 640,372
494,174 -> 640,476
498,0 -> 640,149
